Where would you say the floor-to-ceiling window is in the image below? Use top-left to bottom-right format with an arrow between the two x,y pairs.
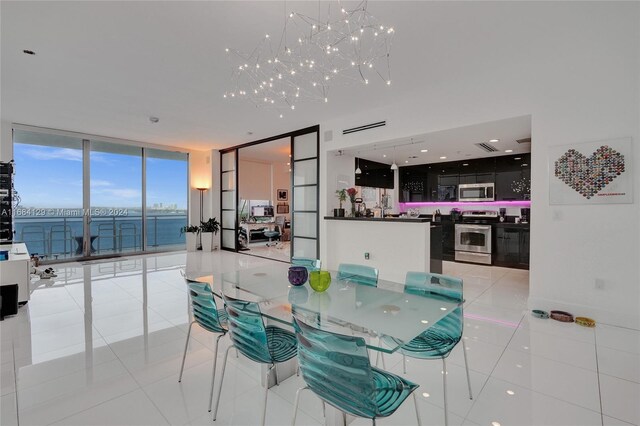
12,126 -> 188,260
145,149 -> 188,252
13,130 -> 85,260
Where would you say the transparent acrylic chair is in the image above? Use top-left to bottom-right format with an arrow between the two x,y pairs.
291,257 -> 321,271
291,316 -> 421,426
380,271 -> 472,426
337,263 -> 379,287
177,273 -> 228,413
212,294 -> 298,426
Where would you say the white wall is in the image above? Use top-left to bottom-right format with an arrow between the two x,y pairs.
239,159 -> 271,201
321,2 -> 640,328
189,149 -> 212,226
0,120 -> 12,162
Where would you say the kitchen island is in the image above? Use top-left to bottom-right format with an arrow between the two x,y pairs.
324,216 -> 441,282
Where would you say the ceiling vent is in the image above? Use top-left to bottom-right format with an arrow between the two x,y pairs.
475,142 -> 499,153
516,137 -> 532,144
342,121 -> 386,135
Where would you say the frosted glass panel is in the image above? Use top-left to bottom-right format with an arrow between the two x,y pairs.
293,159 -> 317,185
222,171 -> 235,190
222,210 -> 236,227
293,237 -> 317,259
293,212 -> 317,238
222,151 -> 235,171
294,186 -> 317,211
222,191 -> 235,209
294,133 -> 317,160
222,230 -> 236,249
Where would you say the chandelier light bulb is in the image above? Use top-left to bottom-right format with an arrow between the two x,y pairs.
324,97 -> 328,102
225,48 -> 229,52
265,34 -> 269,38
387,80 -> 391,85
279,114 -> 283,118
291,105 -> 295,110
289,12 -> 294,18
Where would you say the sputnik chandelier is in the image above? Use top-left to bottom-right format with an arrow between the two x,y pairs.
223,0 -> 394,118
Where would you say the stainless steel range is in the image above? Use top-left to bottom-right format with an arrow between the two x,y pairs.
454,211 -> 498,265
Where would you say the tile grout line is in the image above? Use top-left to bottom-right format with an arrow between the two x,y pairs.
461,310 -> 525,423
12,334 -> 20,426
594,330 -> 605,426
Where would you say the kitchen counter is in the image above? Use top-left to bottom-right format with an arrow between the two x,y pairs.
492,222 -> 530,228
325,218 -> 440,282
324,216 -> 433,223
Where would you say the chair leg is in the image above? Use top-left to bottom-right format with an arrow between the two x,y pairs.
274,364 -> 279,386
412,392 -> 422,426
208,333 -> 224,412
262,364 -> 274,426
372,418 -> 376,426
212,344 -> 235,421
322,401 -> 326,418
442,357 -> 449,426
292,386 -> 309,426
462,340 -> 473,400
178,321 -> 195,382
375,350 -> 380,367
402,354 -> 407,374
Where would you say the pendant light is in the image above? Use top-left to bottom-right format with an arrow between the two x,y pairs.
390,146 -> 398,170
355,155 -> 362,174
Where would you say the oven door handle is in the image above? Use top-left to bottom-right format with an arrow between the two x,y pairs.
457,225 -> 491,230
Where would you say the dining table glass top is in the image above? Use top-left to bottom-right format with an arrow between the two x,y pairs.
190,263 -> 459,354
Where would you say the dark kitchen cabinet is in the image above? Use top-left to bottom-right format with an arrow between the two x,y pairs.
495,154 -> 530,200
441,217 -> 456,261
493,225 -> 529,269
400,165 -> 428,202
355,158 -> 394,189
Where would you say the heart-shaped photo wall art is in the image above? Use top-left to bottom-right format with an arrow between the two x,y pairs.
554,146 -> 625,199
549,138 -> 632,205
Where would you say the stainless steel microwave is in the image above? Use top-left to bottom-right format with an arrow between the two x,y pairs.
458,183 -> 495,202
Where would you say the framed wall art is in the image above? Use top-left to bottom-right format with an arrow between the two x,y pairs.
277,189 -> 288,201
549,137 -> 632,205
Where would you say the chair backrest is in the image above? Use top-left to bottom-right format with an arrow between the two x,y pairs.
293,316 -> 378,419
275,215 -> 285,227
184,278 -> 226,334
337,263 -> 379,287
291,257 -> 321,271
404,271 -> 462,302
222,294 -> 273,364
404,271 -> 464,342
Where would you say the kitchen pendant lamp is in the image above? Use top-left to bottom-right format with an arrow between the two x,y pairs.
355,156 -> 362,174
390,146 -> 398,170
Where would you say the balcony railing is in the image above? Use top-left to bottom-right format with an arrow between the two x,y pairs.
14,214 -> 187,260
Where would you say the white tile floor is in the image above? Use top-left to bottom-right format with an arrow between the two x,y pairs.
1,251 -> 639,426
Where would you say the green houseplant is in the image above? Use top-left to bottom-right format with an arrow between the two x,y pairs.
200,218 -> 220,252
180,225 -> 200,252
335,189 -> 347,217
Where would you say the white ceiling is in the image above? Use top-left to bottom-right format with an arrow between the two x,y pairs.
1,1 -> 427,151
340,115 -> 531,166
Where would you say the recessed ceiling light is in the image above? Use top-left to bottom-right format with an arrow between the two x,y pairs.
491,422 -> 501,426
420,149 -> 428,153
440,156 -> 447,159
489,139 -> 499,143
522,163 -> 528,167
514,157 -> 521,160
422,392 -> 430,398
23,49 -> 36,55
405,160 -> 409,163
505,149 -> 513,153
247,131 -> 253,135
506,390 -> 515,396
149,116 -> 159,124
382,154 -> 387,158
463,163 -> 469,166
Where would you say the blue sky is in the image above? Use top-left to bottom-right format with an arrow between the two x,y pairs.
14,144 -> 188,209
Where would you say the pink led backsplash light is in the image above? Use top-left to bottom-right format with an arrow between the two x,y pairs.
399,201 -> 532,208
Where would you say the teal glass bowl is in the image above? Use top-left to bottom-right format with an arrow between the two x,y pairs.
309,270 -> 331,292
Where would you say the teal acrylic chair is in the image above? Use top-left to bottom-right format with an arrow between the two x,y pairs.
380,271 -> 472,426
337,263 -> 379,287
212,294 -> 298,426
291,315 -> 421,426
291,257 -> 321,271
178,273 -> 228,413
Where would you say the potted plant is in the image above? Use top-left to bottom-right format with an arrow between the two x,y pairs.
334,189 -> 347,217
180,225 -> 200,252
199,217 -> 220,252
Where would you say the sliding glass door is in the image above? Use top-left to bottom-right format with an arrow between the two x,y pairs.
220,151 -> 237,251
291,131 -> 319,259
11,127 -> 188,260
90,141 -> 143,255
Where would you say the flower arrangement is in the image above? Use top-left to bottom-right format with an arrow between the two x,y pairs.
346,187 -> 358,203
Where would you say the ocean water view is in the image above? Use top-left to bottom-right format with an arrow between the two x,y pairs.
14,211 -> 187,259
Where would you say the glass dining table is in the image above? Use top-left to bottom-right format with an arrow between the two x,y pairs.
189,263 -> 459,355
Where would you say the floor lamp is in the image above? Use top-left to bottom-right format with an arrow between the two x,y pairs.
196,187 -> 208,250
